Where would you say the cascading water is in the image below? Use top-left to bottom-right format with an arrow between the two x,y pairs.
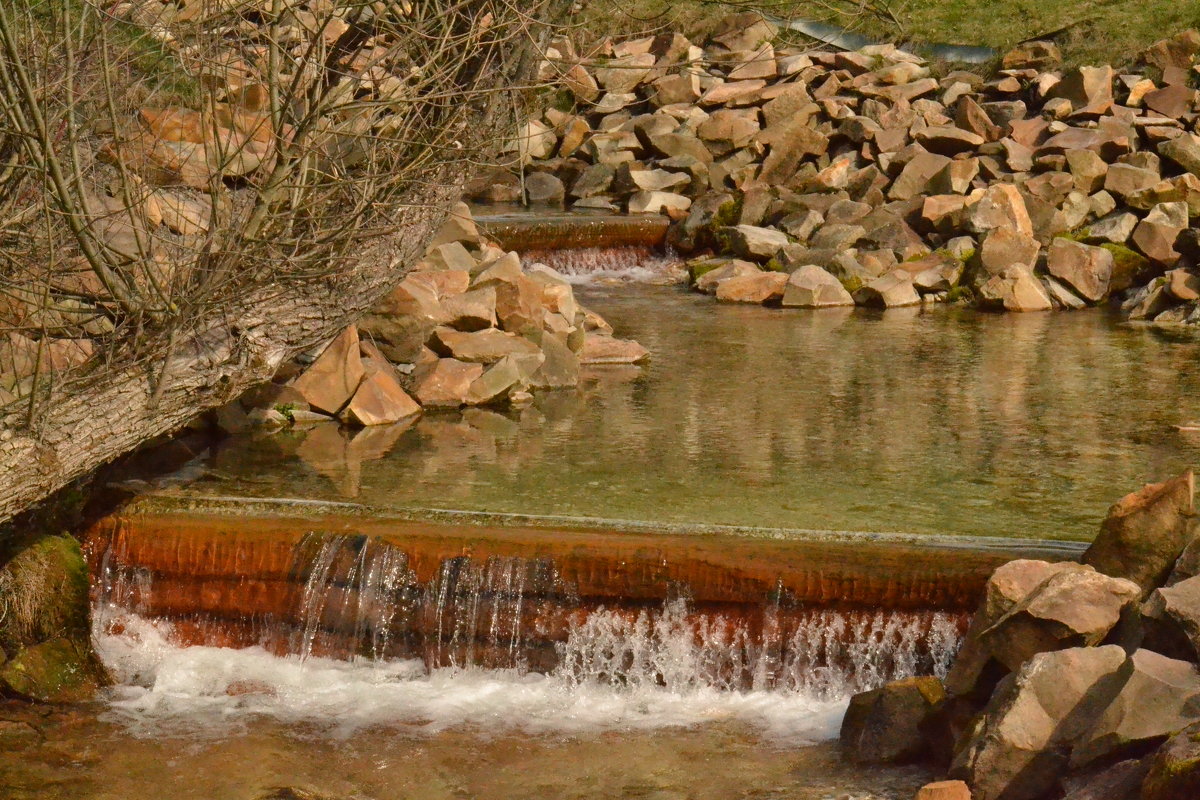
90,530 -> 964,741
522,247 -> 685,283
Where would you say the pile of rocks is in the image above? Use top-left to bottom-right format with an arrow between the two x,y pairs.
842,470 -> 1200,800
476,15 -> 1200,320
219,204 -> 647,431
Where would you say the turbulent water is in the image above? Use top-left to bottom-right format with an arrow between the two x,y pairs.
521,246 -> 685,283
90,531 -> 961,743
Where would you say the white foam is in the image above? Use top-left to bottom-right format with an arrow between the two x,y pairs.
94,610 -> 847,743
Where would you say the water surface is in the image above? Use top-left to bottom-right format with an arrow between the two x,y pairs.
194,286 -> 1200,541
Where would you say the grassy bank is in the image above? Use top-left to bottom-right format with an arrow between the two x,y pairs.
579,0 -> 1200,67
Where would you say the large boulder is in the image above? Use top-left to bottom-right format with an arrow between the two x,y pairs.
1082,471 -> 1196,594
945,560 -> 1106,699
715,271 -> 788,303
719,225 -> 790,262
410,357 -> 484,408
840,676 -> 946,764
0,534 -> 106,702
950,646 -> 1128,800
1073,649 -> 1200,768
978,568 -> 1140,673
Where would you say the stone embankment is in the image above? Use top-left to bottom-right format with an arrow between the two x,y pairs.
217,204 -> 648,431
842,471 -> 1200,800
475,14 -> 1200,321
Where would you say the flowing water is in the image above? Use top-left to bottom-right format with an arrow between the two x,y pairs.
10,248 -> 1200,799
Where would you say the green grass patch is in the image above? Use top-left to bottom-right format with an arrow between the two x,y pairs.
579,0 -> 1200,69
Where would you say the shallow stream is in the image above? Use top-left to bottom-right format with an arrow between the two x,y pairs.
7,273 -> 1200,800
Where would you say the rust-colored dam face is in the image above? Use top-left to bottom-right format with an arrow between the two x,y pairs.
473,211 -> 670,252
83,497 -> 1083,686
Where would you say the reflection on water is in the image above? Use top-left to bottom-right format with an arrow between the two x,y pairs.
195,286 -> 1200,540
0,699 -> 933,800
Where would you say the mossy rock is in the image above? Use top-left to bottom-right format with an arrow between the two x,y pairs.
0,637 -> 102,703
839,275 -> 864,294
0,534 -> 90,651
1142,722 -> 1200,800
946,285 -> 976,305
686,257 -> 732,284
1101,243 -> 1153,293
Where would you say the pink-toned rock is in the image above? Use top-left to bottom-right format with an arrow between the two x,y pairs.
292,327 -> 365,415
341,369 -> 421,427
580,334 -> 649,364
916,780 -> 971,800
715,271 -> 788,303
411,358 -> 484,408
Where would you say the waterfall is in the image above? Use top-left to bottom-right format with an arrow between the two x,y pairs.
522,246 -> 684,283
92,531 -> 964,729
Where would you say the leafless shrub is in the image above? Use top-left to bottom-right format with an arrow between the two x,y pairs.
0,0 -> 565,521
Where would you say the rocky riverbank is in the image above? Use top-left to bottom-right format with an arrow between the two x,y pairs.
212,204 -> 648,432
842,471 -> 1200,800
475,14 -> 1200,322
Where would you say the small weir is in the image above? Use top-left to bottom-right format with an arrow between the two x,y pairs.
82,497 -> 1083,735
473,209 -> 682,281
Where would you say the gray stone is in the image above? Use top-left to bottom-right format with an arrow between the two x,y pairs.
720,224 -> 790,262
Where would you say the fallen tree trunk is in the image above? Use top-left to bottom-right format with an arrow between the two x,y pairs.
0,0 -> 564,524
0,198 -> 450,524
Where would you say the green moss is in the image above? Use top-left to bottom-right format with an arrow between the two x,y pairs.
686,257 -> 728,284
946,285 -> 976,304
0,637 -> 100,703
1101,242 -> 1153,292
840,275 -> 864,294
1056,228 -> 1092,243
0,534 -> 90,651
274,402 -> 297,424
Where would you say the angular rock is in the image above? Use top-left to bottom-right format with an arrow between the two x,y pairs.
292,327 -> 365,416
594,53 -> 656,94
967,184 -> 1034,238
978,266 -> 1052,312
715,270 -> 788,303
980,568 -> 1140,672
1083,470 -> 1195,594
1142,575 -> 1200,661
978,228 -> 1041,280
341,368 -> 421,427
840,676 -> 946,764
853,271 -> 921,308
465,352 -> 543,406
1104,163 -> 1162,198
889,152 -> 952,201
580,334 -> 649,364
916,781 -> 972,800
1074,649 -> 1200,767
694,258 -> 759,293
720,225 -> 790,262
1141,720 -> 1200,800
1159,133 -> 1200,177
430,327 -> 541,364
411,358 -> 484,408
950,646 -> 1128,800
1046,239 -> 1114,303
781,265 -> 855,308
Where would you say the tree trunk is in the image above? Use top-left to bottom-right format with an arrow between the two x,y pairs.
0,195 -> 454,523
